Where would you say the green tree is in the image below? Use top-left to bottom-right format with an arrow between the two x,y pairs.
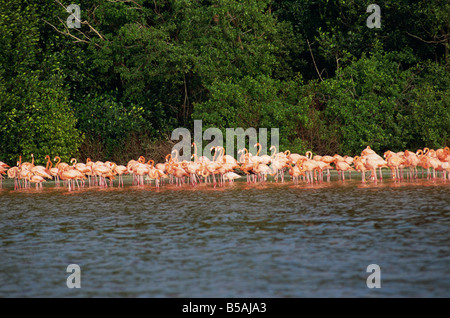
52,0 -> 297,126
318,46 -> 448,155
273,0 -> 449,80
408,62 -> 450,149
193,74 -> 314,154
0,1 -> 82,165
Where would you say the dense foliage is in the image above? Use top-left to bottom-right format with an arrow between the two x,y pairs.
0,0 -> 448,164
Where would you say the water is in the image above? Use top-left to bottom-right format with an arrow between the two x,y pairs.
0,174 -> 449,297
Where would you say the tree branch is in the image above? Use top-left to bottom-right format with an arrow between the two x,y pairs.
307,39 -> 323,82
44,18 -> 91,45
50,0 -> 106,46
406,31 -> 448,44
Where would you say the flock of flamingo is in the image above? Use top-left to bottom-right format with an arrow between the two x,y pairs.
0,144 -> 449,191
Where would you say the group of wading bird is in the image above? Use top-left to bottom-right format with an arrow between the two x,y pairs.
1,144 -> 450,190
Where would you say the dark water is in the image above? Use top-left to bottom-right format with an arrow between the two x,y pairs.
1,174 -> 449,297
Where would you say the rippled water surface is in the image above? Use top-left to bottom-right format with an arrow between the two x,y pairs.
1,174 -> 449,297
